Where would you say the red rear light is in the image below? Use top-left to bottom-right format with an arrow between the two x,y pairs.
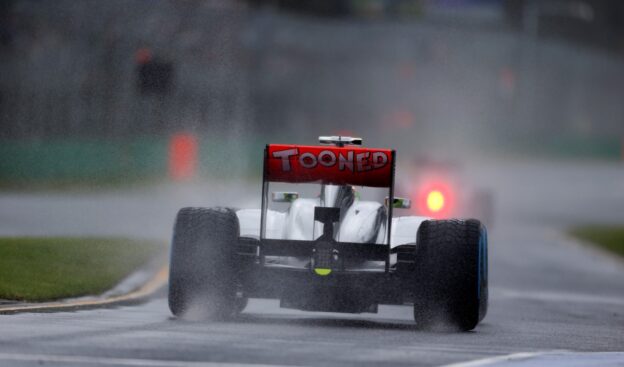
426,190 -> 445,213
416,181 -> 454,218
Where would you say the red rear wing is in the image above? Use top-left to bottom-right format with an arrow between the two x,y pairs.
266,144 -> 394,188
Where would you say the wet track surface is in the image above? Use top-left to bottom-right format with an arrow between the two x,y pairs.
1,160 -> 623,366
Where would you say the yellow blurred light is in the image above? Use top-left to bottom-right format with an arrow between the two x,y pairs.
427,190 -> 445,212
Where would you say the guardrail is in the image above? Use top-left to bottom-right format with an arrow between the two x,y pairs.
0,134 -> 267,186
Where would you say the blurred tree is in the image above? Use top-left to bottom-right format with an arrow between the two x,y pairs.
135,48 -> 174,96
504,0 -> 624,53
247,0 -> 351,17
0,0 -> 14,47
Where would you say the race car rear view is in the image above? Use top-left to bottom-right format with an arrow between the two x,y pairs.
168,136 -> 488,331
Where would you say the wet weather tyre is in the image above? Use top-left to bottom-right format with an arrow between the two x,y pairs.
168,207 -> 241,319
413,219 -> 488,331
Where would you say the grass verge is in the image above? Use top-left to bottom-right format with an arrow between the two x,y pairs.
570,226 -> 624,259
0,237 -> 165,302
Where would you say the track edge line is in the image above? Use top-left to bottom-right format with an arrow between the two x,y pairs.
0,264 -> 168,314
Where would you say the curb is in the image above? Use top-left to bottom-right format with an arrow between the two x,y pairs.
0,264 -> 168,314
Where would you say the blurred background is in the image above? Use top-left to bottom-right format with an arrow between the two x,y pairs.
1,0 -> 623,200
1,3 -> 624,361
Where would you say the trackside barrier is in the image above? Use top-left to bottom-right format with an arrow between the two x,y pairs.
0,135 -> 266,185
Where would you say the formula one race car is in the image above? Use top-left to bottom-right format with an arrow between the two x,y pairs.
168,136 -> 488,331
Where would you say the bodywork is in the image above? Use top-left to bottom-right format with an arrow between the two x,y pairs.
237,206 -> 427,262
232,143 -> 430,313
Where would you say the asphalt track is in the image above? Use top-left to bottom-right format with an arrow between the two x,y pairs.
1,159 -> 623,366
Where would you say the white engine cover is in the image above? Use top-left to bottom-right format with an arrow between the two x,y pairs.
236,201 -> 428,248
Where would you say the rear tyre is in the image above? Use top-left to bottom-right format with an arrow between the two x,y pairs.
168,207 -> 242,319
413,219 -> 488,331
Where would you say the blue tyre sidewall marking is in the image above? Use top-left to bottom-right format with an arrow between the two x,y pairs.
484,228 -> 488,285
477,226 -> 488,300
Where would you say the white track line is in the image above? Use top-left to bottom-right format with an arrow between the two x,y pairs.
444,351 -> 624,367
492,287 -> 624,306
441,352 -> 553,367
0,265 -> 168,314
0,352 -> 293,367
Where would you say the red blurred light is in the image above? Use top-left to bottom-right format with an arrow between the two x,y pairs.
135,48 -> 152,65
426,190 -> 445,213
415,181 -> 455,219
169,133 -> 198,181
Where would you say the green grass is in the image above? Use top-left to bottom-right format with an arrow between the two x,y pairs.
0,237 -> 165,301
570,226 -> 624,258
